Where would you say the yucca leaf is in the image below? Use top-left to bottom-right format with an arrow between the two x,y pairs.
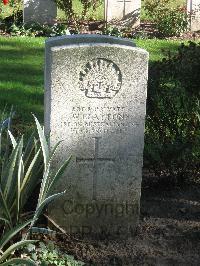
0,240 -> 37,263
47,155 -> 72,195
20,136 -> 42,210
3,138 -> 21,201
37,163 -> 50,205
3,113 -> 13,175
20,161 -> 43,211
23,133 -> 39,170
8,130 -> 17,149
6,137 -> 24,216
41,164 -> 52,199
0,217 -> 10,225
14,136 -> 24,223
48,141 -> 62,164
43,141 -> 63,195
20,148 -> 41,193
33,115 -> 49,171
0,219 -> 32,250
0,187 -> 12,228
31,191 -> 66,228
0,257 -> 36,266
17,156 -> 24,222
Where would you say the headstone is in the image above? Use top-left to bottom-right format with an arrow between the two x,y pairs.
187,0 -> 200,31
45,35 -> 148,239
105,0 -> 141,28
23,0 -> 57,25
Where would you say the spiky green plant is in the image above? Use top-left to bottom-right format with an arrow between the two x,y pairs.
0,113 -> 43,229
0,113 -> 71,264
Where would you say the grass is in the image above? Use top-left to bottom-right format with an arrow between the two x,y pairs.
0,36 -> 186,132
0,37 -> 44,132
136,39 -> 184,61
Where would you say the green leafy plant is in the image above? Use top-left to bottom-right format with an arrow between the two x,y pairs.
55,0 -> 102,22
0,220 -> 37,265
2,22 -> 70,37
144,0 -> 188,36
80,0 -> 100,19
145,41 -> 200,184
0,0 -> 22,24
0,113 -> 72,264
55,0 -> 74,21
102,26 -> 123,37
24,241 -> 85,266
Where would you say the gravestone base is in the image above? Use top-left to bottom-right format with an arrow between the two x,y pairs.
50,198 -> 140,239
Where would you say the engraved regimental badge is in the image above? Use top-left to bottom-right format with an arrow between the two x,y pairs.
79,58 -> 122,99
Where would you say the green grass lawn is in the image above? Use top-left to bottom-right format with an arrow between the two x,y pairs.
0,36 -> 188,132
0,37 -> 44,132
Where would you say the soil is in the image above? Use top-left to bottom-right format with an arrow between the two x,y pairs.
69,20 -> 200,41
40,176 -> 200,266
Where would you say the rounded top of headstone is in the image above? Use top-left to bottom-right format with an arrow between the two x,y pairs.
45,34 -> 136,48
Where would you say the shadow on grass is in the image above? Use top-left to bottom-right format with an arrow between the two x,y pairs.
0,63 -> 43,87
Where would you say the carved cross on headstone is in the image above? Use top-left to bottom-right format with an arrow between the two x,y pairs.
76,137 -> 115,200
117,0 -> 131,17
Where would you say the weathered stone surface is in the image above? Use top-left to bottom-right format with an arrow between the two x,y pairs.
23,0 -> 57,24
187,0 -> 200,31
45,35 -> 148,239
105,0 -> 141,28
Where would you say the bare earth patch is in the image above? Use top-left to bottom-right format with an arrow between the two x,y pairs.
39,178 -> 200,266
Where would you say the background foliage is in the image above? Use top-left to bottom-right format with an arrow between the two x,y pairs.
145,41 -> 200,183
144,0 -> 188,36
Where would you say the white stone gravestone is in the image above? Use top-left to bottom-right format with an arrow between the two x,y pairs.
45,35 -> 148,239
23,0 -> 57,25
187,0 -> 200,31
105,0 -> 141,28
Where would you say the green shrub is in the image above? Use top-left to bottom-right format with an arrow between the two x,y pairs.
144,0 -> 188,36
102,26 -> 123,37
0,0 -> 22,23
55,0 -> 102,21
145,41 -> 200,183
80,0 -> 100,19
